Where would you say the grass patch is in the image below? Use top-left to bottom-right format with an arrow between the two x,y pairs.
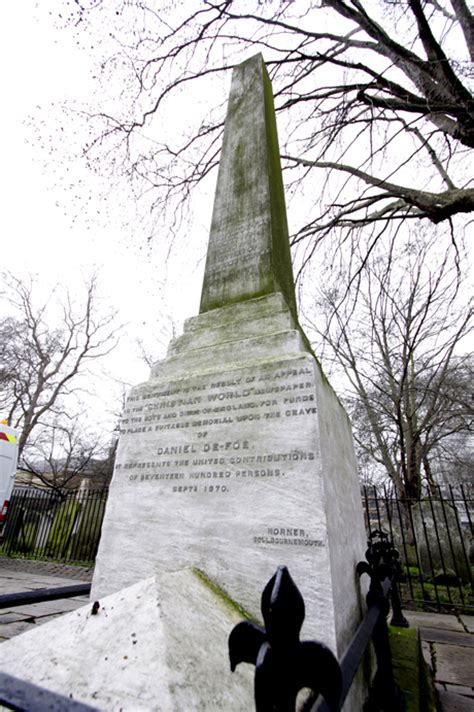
400,578 -> 473,614
389,626 -> 436,712
404,565 -> 421,577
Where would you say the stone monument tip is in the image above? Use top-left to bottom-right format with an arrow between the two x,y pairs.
199,53 -> 297,320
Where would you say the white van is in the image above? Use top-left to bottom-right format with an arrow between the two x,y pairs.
0,421 -> 19,535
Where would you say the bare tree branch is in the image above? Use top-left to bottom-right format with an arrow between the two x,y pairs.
67,0 -> 472,274
304,229 -> 472,498
0,273 -> 120,456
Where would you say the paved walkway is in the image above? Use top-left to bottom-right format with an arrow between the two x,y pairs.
0,560 -> 472,710
0,556 -> 94,581
404,611 -> 474,711
0,558 -> 92,641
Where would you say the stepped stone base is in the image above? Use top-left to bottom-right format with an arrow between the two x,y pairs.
0,571 -> 255,711
93,294 -> 367,665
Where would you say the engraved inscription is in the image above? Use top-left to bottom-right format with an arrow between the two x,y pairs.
120,367 -> 314,435
114,359 -> 321,552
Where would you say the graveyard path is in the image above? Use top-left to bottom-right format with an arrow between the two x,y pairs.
0,556 -> 94,581
405,611 -> 474,711
0,562 -> 471,711
0,558 -> 92,641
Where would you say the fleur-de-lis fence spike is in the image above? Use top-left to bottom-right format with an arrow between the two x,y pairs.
229,566 -> 342,712
357,530 -> 409,627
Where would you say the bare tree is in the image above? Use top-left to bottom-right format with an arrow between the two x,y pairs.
306,231 -> 472,499
419,357 -> 473,488
21,421 -> 115,497
62,0 -> 472,269
0,274 -> 119,456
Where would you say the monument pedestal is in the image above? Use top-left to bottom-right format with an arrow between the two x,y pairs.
93,293 -> 367,658
0,571 -> 255,711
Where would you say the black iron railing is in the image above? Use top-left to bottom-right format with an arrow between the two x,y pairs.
2,483 -> 471,611
230,531 -> 409,711
1,487 -> 108,565
363,484 -> 473,613
0,583 -> 91,610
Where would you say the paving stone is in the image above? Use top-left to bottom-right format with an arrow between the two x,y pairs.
0,563 -> 92,641
420,627 -> 474,648
404,611 -> 464,632
421,640 -> 434,670
3,597 -> 88,618
459,615 -> 474,634
0,576 -> 89,604
0,575 -> 80,590
6,580 -> 87,591
0,620 -> 36,640
436,686 -> 474,712
434,644 -> 474,688
1,573 -> 38,581
444,684 -> 474,697
2,574 -> 83,586
0,570 -> 46,578
0,612 -> 32,624
0,559 -> 93,580
18,577 -> 85,586
0,580 -> 72,592
0,582 -> 40,593
33,613 -> 65,627
68,596 -> 90,602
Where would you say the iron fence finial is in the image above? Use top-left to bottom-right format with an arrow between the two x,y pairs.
229,566 -> 342,711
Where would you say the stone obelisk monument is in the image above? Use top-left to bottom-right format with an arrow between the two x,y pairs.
0,55 -> 369,711
93,53 -> 367,661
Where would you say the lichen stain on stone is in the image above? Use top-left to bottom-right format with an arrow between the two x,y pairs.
192,567 -> 259,624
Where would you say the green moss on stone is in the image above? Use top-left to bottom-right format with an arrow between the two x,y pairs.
192,567 -> 259,624
200,55 -> 299,319
261,60 -> 297,320
389,626 -> 436,712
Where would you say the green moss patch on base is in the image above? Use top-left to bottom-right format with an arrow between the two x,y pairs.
389,625 -> 436,712
192,567 -> 259,624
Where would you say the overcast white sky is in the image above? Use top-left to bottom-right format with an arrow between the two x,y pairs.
0,2 -> 214,435
0,2 -> 471,441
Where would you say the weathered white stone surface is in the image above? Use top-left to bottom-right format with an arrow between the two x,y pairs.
0,571 -> 255,711
150,293 -> 305,380
93,293 -> 367,661
199,55 -> 296,318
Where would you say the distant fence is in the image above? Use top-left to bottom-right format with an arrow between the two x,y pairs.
1,484 -> 472,613
0,487 -> 108,565
362,485 -> 473,613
